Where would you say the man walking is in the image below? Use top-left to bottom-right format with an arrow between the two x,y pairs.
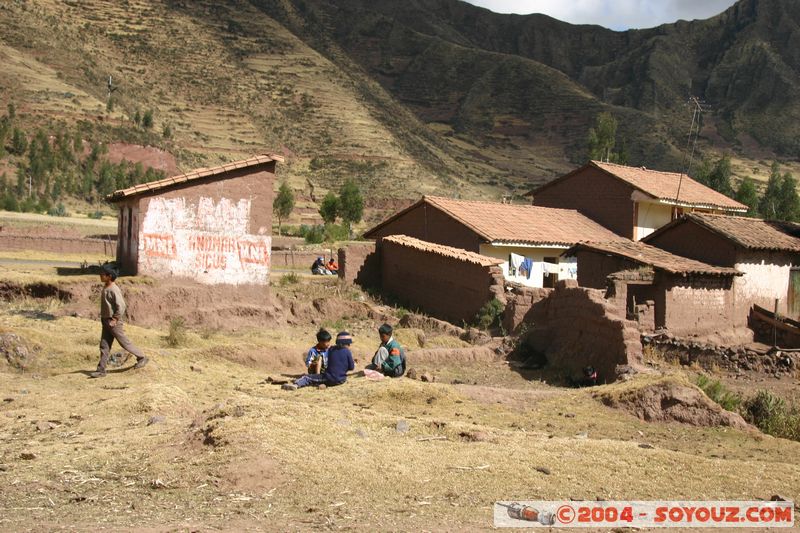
90,264 -> 148,378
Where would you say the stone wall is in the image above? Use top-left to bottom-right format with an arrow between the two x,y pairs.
381,240 -> 505,324
506,280 -> 643,383
338,242 -> 381,288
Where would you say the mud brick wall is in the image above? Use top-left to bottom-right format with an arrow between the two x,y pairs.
339,242 -> 381,288
511,280 -> 643,383
658,275 -> 736,336
270,250 -> 333,270
119,165 -> 275,285
381,241 -> 504,324
532,166 -> 637,239
366,203 -> 485,252
0,235 -> 115,256
502,285 -> 553,333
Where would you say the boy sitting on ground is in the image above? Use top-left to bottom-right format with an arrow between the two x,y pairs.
368,323 -> 406,377
306,329 -> 331,374
284,331 -> 355,390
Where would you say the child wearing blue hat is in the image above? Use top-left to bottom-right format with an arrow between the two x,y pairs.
284,331 -> 354,390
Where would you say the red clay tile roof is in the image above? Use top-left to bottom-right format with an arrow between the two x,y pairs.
645,212 -> 800,252
565,240 -> 742,276
382,235 -> 504,267
365,196 -> 626,246
532,161 -> 748,212
106,154 -> 284,201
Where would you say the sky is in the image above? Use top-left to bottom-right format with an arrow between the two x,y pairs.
462,0 -> 739,30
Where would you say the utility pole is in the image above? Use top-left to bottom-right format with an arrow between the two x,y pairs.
675,96 -> 707,206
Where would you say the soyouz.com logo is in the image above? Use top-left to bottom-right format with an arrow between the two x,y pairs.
494,501 -> 794,528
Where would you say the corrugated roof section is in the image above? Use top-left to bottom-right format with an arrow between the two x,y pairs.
566,240 -> 742,276
591,161 -> 747,211
382,235 -> 504,267
106,154 -> 284,202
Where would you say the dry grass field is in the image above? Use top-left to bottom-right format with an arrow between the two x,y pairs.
1,259 -> 799,531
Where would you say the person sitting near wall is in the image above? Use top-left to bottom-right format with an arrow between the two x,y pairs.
367,323 -> 406,377
311,256 -> 331,275
327,257 -> 339,275
580,366 -> 598,387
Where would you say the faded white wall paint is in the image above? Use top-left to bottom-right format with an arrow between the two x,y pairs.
734,261 -> 791,312
139,196 -> 271,285
479,244 -> 577,287
634,201 -> 673,241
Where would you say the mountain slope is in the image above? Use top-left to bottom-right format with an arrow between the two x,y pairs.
0,0 -> 799,209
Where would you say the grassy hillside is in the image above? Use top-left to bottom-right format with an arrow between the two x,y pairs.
0,0 -> 799,213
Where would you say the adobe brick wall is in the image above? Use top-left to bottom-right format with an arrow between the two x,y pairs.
644,221 -> 738,266
0,235 -> 115,256
339,242 -> 381,288
380,240 -> 504,324
119,164 -> 275,284
657,274 -> 736,336
367,203 -> 485,252
575,250 -> 641,289
533,166 -> 637,239
510,280 -> 643,383
270,250 -> 332,270
502,285 -> 553,333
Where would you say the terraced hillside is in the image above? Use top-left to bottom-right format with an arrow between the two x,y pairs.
1,0 -> 799,207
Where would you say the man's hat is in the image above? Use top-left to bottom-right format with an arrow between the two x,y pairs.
336,331 -> 353,346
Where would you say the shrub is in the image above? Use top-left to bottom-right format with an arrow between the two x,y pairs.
474,298 -> 504,331
166,316 -> 188,347
304,224 -> 325,244
324,223 -> 349,242
278,272 -> 300,286
742,390 -> 800,441
47,203 -> 69,217
694,374 -> 742,412
88,210 -> 105,219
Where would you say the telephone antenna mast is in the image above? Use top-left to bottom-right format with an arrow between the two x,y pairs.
675,96 -> 708,206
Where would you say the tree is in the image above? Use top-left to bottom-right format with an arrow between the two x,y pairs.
704,154 -> 734,197
319,191 -> 339,224
273,181 -> 295,236
587,112 -> 618,162
142,109 -> 154,129
9,127 -> 27,155
759,162 -> 783,219
735,177 -> 759,216
777,173 -> 800,222
338,179 -> 363,237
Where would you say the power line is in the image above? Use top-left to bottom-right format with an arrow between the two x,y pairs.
675,96 -> 708,206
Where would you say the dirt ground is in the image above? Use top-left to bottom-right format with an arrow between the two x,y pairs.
1,252 -> 799,531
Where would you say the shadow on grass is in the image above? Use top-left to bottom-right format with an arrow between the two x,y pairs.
56,265 -> 103,277
12,309 -> 58,321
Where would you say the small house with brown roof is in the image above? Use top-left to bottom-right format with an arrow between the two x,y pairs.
565,240 -> 742,337
106,154 -> 282,285
529,161 -> 748,241
363,195 -> 626,288
643,213 -> 800,320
